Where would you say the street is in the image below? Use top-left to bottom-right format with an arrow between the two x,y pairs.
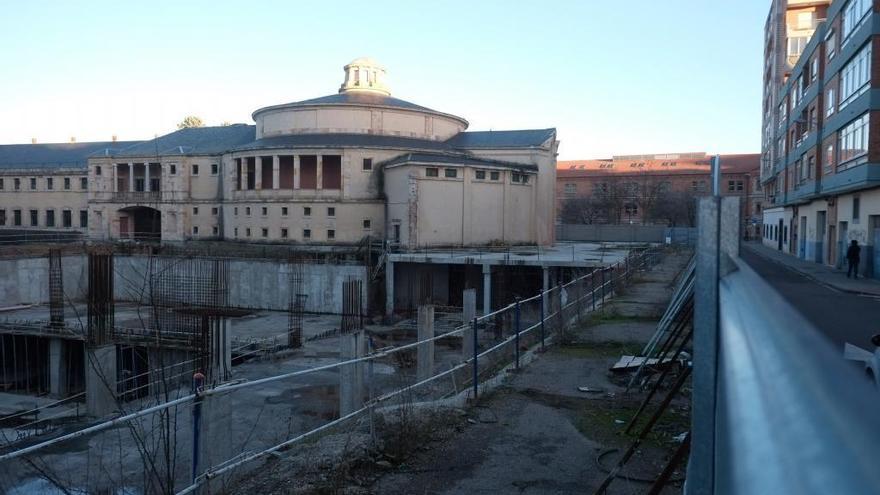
741,249 -> 880,349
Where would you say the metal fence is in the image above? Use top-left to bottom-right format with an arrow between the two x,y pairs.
0,247 -> 662,494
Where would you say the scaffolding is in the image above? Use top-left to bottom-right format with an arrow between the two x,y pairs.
87,251 -> 114,346
48,249 -> 64,327
287,259 -> 306,348
340,278 -> 363,333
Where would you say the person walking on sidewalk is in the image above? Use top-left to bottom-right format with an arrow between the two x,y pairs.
846,240 -> 861,279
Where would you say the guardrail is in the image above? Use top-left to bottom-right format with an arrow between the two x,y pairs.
0,247 -> 663,494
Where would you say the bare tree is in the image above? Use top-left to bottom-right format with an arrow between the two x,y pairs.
560,196 -> 604,224
177,116 -> 204,129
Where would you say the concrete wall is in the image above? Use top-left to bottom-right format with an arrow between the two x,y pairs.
557,224 -> 696,244
0,255 -> 87,306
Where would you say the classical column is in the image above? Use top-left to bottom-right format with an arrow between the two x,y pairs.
128,162 -> 134,193
144,163 -> 151,192
254,157 -> 262,190
238,158 -> 244,190
293,155 -> 301,190
272,156 -> 280,190
316,155 -> 323,190
112,164 -> 118,193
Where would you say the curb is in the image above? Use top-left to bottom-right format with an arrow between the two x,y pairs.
741,244 -> 880,297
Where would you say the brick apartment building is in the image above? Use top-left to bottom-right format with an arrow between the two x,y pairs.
760,0 -> 880,279
557,152 -> 761,235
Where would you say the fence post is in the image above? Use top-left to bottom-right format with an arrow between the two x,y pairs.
600,268 -> 606,304
539,290 -> 546,350
577,277 -> 583,322
591,270 -> 596,311
556,283 -> 564,336
514,297 -> 521,370
191,372 -> 205,484
472,317 -> 478,400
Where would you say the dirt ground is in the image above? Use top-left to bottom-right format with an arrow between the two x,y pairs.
233,249 -> 693,495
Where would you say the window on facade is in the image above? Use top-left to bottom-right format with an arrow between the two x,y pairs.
192,226 -> 199,236
363,219 -> 371,229
806,156 -> 815,181
80,210 -> 88,228
262,228 -> 268,238
192,164 -> 199,176
624,203 -> 638,216
444,168 -> 458,178
854,195 -> 861,222
261,207 -> 268,216
30,209 -> 38,226
95,166 -> 102,176
303,229 -> 311,239
838,113 -> 870,168
512,173 -> 522,183
211,163 -> 218,175
327,229 -> 336,240
299,155 -> 317,189
211,207 -> 218,215
169,164 -> 177,175
212,226 -> 218,235
826,88 -> 835,117
826,30 -> 837,59
322,155 -> 342,189
840,42 -> 871,109
490,171 -> 500,180
842,0 -> 872,42
426,168 -> 439,177
824,144 -> 835,174
234,227 -> 239,238
0,210 -> 5,226
327,207 -> 335,217
245,207 -> 251,215
246,228 -> 252,237
193,206 -> 199,215
810,57 -> 818,82
304,207 -> 311,217
787,36 -> 808,59
63,177 -> 70,190
14,178 -> 20,190
778,102 -> 787,126
0,178 -> 3,190
30,178 -> 36,190
281,228 -> 288,238
45,210 -> 54,227
62,210 -> 72,228
362,158 -> 373,171
14,209 -> 22,226
475,170 -> 486,180
281,207 -> 288,216
234,207 -> 238,216
791,76 -> 802,108
521,174 -> 530,184
81,177 -> 87,190
564,183 -> 576,195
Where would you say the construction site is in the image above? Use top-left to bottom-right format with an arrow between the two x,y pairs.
0,238 -> 673,494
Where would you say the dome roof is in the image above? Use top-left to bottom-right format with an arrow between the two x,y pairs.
345,57 -> 382,68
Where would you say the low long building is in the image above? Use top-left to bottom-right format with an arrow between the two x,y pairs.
0,58 -> 558,249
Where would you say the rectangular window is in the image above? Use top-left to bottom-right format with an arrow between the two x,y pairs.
490,171 -> 500,180
281,228 -> 288,238
234,227 -> 239,238
234,207 -> 239,216
304,207 -> 311,217
211,207 -> 218,215
192,226 -> 199,236
444,168 -> 458,178
211,163 -> 218,175
426,168 -> 439,177
363,219 -> 371,229
95,166 -> 102,176
810,58 -> 818,82
564,183 -> 576,195
212,226 -> 218,235
14,178 -> 20,190
62,210 -> 72,228
0,210 -> 5,226
245,207 -> 251,216
192,164 -> 199,176
303,228 -> 311,239
840,42 -> 871,109
246,228 -> 251,237
169,164 -> 177,175
30,178 -> 36,190
281,207 -> 288,216
854,195 -> 861,222
14,209 -> 22,226
30,209 -> 38,226
261,207 -> 268,216
521,174 -> 530,184
824,144 -> 834,174
45,210 -> 54,227
262,228 -> 268,238
838,113 -> 870,168
362,158 -> 373,171
826,88 -> 835,117
327,229 -> 336,240
80,177 -> 87,190
80,210 -> 88,228
299,155 -> 318,188
47,178 -> 54,190
842,0 -> 872,42
512,173 -> 522,183
327,207 -> 335,217
826,30 -> 837,59
787,36 -> 808,59
64,177 -> 70,190
193,206 -> 199,215
321,155 -> 342,189
727,180 -> 735,192
475,170 -> 486,180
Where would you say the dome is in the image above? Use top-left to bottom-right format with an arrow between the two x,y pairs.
339,57 -> 390,96
345,57 -> 381,68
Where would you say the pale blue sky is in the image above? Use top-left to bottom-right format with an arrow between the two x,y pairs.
0,0 -> 767,159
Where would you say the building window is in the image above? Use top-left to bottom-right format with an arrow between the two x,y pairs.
327,229 -> 336,240
0,210 -> 5,226
14,209 -> 22,226
212,226 -> 219,235
842,0 -> 872,42
490,171 -> 500,180
475,170 -> 486,180
853,195 -> 861,222
810,57 -> 818,82
824,144 -> 834,174
838,113 -> 870,168
362,158 -> 373,171
245,207 -> 251,216
46,177 -> 53,190
234,227 -> 239,238
211,207 -> 218,215
234,207 -> 239,216
30,178 -> 36,190
261,207 -> 268,216
426,168 -> 439,177
192,164 -> 199,176
304,207 -> 311,217
14,178 -> 20,190
193,206 -> 199,215
512,173 -> 522,183
62,210 -> 72,228
262,228 -> 268,238
787,36 -> 808,60
840,42 -> 871,109
192,226 -> 199,236
63,177 -> 70,190
80,210 -> 88,228
211,163 -> 218,175
80,177 -> 87,190
303,229 -> 311,239
0,178 -> 3,190
45,210 -> 54,227
444,168 -> 458,178
169,164 -> 177,175
826,88 -> 835,117
281,207 -> 288,216
95,166 -> 102,176
363,219 -> 371,229
826,30 -> 837,59
564,183 -> 576,195
281,228 -> 288,238
30,209 -> 38,226
246,228 -> 252,237
327,207 -> 335,217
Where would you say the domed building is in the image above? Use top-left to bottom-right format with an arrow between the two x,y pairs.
81,58 -> 559,248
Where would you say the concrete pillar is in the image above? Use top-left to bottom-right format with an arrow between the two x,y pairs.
48,338 -> 67,397
293,155 -> 301,189
112,164 -> 118,193
339,330 -> 365,416
417,305 -> 435,383
192,389 -> 232,492
86,344 -> 117,417
482,264 -> 492,315
144,163 -> 151,192
385,258 -> 395,318
128,162 -> 134,193
272,155 -> 280,190
316,155 -> 323,190
255,157 -> 262,190
462,289 -> 476,361
207,318 -> 231,384
238,159 -> 245,190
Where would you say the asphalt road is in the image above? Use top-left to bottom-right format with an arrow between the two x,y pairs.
741,249 -> 880,349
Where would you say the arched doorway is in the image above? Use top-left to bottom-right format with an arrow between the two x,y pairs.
118,206 -> 161,241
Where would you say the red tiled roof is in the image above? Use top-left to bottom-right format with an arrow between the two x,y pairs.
557,153 -> 759,177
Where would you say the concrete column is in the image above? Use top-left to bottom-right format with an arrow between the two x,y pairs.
417,305 -> 435,383
339,330 -> 365,416
128,162 -> 134,193
462,289 -> 476,361
385,258 -> 395,318
293,155 -> 301,189
255,157 -> 262,190
238,159 -> 245,190
207,318 -> 231,383
192,390 -> 232,492
482,264 -> 492,315
316,155 -> 323,190
542,266 -> 550,318
272,155 -> 280,190
145,163 -> 151,192
48,338 -> 67,397
86,344 -> 117,417
112,164 -> 118,193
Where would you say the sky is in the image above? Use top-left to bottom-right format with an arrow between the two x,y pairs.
0,0 -> 768,160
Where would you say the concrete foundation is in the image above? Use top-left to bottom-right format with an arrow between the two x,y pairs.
86,344 -> 118,417
417,305 -> 435,383
339,330 -> 366,416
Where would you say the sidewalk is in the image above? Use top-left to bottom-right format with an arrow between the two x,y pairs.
742,242 -> 880,297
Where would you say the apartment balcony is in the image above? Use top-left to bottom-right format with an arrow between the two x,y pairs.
820,162 -> 880,195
